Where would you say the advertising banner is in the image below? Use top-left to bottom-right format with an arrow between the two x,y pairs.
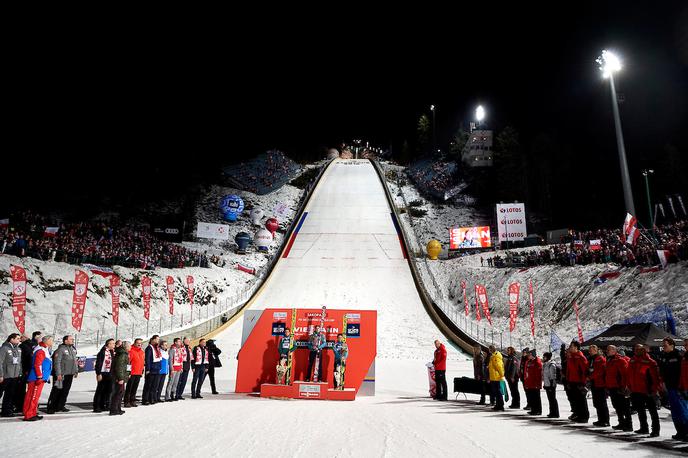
196,222 -> 230,240
10,265 -> 27,334
110,275 -> 121,326
72,270 -> 89,332
496,203 -> 527,242
449,226 -> 491,249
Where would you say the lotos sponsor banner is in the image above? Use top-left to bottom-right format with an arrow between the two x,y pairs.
10,265 -> 27,334
476,284 -> 492,325
110,275 -> 121,326
196,222 -> 230,240
186,275 -> 194,306
449,226 -> 491,249
72,270 -> 89,332
142,276 -> 152,320
166,276 -> 175,315
508,282 -> 520,332
496,203 -> 527,242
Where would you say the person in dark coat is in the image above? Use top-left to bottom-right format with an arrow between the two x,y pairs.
93,339 -> 115,412
142,335 -> 162,405
504,347 -> 521,409
473,346 -> 486,405
175,337 -> 193,400
191,339 -> 210,398
658,337 -> 687,441
206,339 -> 222,395
0,333 -> 22,417
110,341 -> 131,415
520,347 -> 530,410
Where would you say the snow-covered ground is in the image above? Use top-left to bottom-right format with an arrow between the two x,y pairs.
2,158 -> 687,456
0,182 -> 305,355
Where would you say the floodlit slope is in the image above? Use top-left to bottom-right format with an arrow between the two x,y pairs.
216,159 -> 464,382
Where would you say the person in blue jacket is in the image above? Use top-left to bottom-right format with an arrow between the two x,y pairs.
306,326 -> 326,382
23,336 -> 54,421
156,340 -> 169,403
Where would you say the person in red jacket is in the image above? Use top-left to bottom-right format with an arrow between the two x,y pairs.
433,340 -> 447,401
523,349 -> 543,416
588,345 -> 610,427
566,340 -> 590,423
124,338 -> 144,408
628,344 -> 660,437
605,345 -> 633,431
23,336 -> 54,421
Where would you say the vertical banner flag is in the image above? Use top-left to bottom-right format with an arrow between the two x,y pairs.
10,265 -> 27,334
657,250 -> 670,269
460,280 -> 469,316
622,213 -> 640,245
573,301 -> 584,343
474,285 -> 481,321
166,276 -> 175,315
508,282 -> 520,332
72,270 -> 89,332
476,284 -> 492,325
142,276 -> 152,320
110,275 -> 121,326
528,280 -> 535,337
187,275 -> 194,306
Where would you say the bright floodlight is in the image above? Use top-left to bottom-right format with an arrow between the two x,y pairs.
475,105 -> 485,122
597,50 -> 622,78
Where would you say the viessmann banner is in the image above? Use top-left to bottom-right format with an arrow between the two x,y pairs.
496,203 -> 527,242
449,226 -> 491,249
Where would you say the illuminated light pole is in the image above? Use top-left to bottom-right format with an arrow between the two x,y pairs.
642,169 -> 654,228
597,49 -> 635,216
430,104 -> 436,154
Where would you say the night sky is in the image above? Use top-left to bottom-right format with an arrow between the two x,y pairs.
4,3 -> 687,227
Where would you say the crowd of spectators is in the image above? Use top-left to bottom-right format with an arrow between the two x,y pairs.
0,212 -> 215,270
222,150 -> 301,195
488,221 -> 688,268
407,159 -> 458,200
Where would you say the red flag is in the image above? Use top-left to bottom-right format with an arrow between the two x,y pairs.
474,285 -> 481,321
622,213 -> 637,235
508,282 -> 520,332
110,275 -> 121,326
186,275 -> 194,306
72,270 -> 89,332
43,226 -> 59,237
529,280 -> 535,337
460,280 -> 469,316
476,284 -> 492,325
237,263 -> 256,275
142,276 -> 152,320
573,301 -> 584,343
166,276 -> 175,315
10,265 -> 27,334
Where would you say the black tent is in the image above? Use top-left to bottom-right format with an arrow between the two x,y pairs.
582,323 -> 683,353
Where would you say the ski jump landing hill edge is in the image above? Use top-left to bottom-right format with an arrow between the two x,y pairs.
209,158 -> 480,399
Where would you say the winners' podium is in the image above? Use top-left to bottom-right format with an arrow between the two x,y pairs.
236,308 -> 377,400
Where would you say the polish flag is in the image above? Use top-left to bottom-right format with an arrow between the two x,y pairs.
657,250 -> 671,269
460,280 -> 469,317
476,284 -> 492,325
589,239 -> 602,251
573,301 -> 584,344
508,282 -> 520,332
622,213 -> 636,235
0,218 -> 9,228
44,227 -> 59,237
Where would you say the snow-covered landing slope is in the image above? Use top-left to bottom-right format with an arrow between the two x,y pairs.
215,159 -> 466,386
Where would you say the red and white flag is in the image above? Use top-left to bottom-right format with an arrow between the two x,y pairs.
589,239 -> 602,251
142,276 -> 152,320
10,265 -> 27,334
110,275 -> 120,326
622,213 -> 640,245
573,301 -> 584,343
0,218 -> 9,228
236,263 -> 256,275
474,285 -> 481,321
529,280 -> 535,337
72,270 -> 89,332
186,275 -> 194,306
508,282 -> 520,332
657,250 -> 671,269
166,276 -> 175,315
476,284 -> 492,325
460,280 -> 469,316
44,226 -> 59,237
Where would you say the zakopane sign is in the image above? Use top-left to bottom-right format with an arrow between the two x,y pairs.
496,203 -> 527,243
72,270 -> 89,332
110,275 -> 121,326
508,282 -> 520,332
142,276 -> 152,320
